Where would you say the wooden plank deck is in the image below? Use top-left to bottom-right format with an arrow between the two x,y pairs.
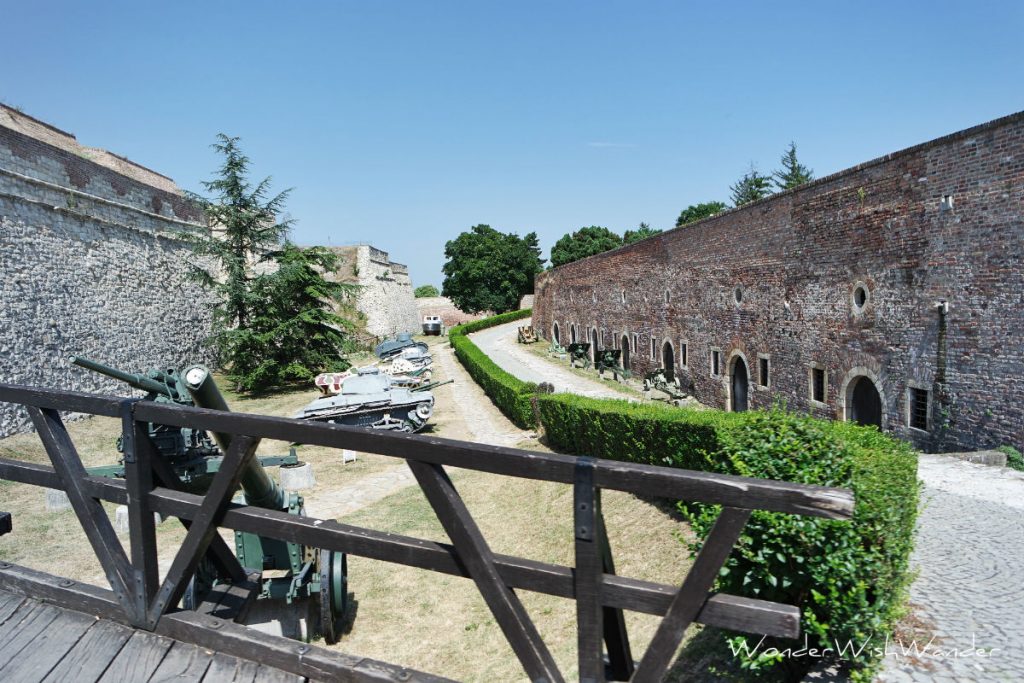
0,588 -> 308,683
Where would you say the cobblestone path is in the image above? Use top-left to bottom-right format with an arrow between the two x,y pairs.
878,456 -> 1024,682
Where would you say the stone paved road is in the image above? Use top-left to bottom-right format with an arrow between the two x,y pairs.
470,318 -> 635,400
878,456 -> 1024,683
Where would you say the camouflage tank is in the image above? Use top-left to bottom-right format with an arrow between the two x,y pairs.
294,367 -> 436,432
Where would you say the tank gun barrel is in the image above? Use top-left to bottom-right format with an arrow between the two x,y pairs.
182,365 -> 286,510
70,355 -> 180,400
411,379 -> 454,393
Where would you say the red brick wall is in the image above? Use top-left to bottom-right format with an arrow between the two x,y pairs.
534,111 -> 1024,453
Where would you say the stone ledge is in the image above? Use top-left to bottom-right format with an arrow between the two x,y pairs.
936,449 -> 1007,467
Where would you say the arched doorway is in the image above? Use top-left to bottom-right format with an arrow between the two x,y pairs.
570,324 -> 577,343
620,334 -> 630,370
848,376 -> 882,428
731,357 -> 749,412
590,328 -> 599,362
552,322 -> 560,346
662,341 -> 675,382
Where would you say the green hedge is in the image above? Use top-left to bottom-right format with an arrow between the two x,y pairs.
536,394 -> 918,680
448,309 -> 537,428
450,311 -> 919,680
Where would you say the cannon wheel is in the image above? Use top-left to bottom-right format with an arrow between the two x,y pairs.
319,548 -> 348,644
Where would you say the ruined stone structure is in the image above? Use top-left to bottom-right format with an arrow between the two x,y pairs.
0,105 -> 215,436
534,111 -> 1024,452
325,245 -> 419,340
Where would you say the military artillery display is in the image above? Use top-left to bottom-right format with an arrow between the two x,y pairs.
517,325 -> 537,344
70,356 -> 349,644
565,342 -> 591,369
294,367 -> 446,432
374,332 -> 428,360
643,367 -> 689,405
595,348 -> 630,381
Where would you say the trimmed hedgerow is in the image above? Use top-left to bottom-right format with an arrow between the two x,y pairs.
535,393 -> 918,681
448,309 -> 537,428
452,313 -> 918,680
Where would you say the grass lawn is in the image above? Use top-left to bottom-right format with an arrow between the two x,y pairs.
330,464 -> 696,681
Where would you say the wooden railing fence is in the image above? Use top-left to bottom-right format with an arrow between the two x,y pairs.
0,383 -> 854,682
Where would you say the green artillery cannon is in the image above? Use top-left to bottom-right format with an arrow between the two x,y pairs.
548,340 -> 566,358
565,342 -> 592,369
71,356 -> 348,644
643,368 -> 689,405
595,349 -> 630,381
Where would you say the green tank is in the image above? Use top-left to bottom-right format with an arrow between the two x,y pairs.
71,356 -> 348,644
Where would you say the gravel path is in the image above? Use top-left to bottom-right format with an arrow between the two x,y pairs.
469,318 -> 634,400
878,456 -> 1024,682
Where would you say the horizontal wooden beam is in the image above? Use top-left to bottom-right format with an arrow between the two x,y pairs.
0,383 -> 853,519
0,562 -> 451,683
0,457 -> 800,637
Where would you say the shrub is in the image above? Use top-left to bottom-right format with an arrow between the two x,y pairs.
535,394 -> 918,681
997,445 -> 1024,471
448,309 -> 537,428
456,317 -> 918,680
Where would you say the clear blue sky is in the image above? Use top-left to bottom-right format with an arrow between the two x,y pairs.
3,1 -> 1022,288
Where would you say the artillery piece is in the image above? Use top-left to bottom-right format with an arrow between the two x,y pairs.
595,349 -> 630,381
565,342 -> 591,369
517,325 -> 537,344
643,367 -> 689,405
70,356 -> 349,644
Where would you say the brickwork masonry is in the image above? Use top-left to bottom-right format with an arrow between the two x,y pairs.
533,111 -> 1024,453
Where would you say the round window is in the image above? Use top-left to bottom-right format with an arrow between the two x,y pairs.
852,283 -> 870,311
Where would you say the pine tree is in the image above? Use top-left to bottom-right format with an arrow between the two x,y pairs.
729,164 -> 774,206
187,135 -> 356,390
773,142 -> 814,190
186,134 -> 292,336
233,244 -> 357,390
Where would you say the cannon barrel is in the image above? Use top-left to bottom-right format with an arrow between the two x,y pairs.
70,355 -> 180,400
182,365 -> 286,510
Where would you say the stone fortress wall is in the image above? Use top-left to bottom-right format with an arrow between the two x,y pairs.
0,105 -> 216,436
533,111 -> 1024,453
325,245 -> 420,340
355,246 -> 420,338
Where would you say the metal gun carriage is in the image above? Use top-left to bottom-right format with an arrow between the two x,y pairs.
595,349 -> 630,381
565,342 -> 591,369
70,356 -> 348,643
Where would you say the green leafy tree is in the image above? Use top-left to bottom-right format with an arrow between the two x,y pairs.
549,226 -> 622,267
622,222 -> 662,244
414,284 -> 440,298
729,164 -> 774,206
773,142 -> 814,190
442,225 -> 544,314
675,201 -> 728,227
231,243 -> 357,391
